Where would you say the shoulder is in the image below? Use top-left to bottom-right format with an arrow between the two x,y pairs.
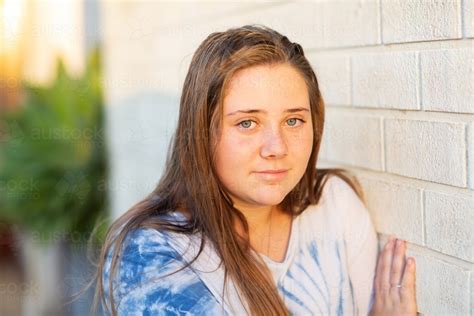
306,174 -> 366,214
102,228 -> 181,301
322,174 -> 363,201
301,174 -> 371,234
102,226 -> 221,315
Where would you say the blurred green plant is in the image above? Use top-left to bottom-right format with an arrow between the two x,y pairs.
0,47 -> 109,245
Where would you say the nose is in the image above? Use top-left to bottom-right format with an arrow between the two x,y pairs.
260,126 -> 288,158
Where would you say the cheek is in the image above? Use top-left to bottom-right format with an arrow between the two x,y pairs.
290,126 -> 313,148
215,134 -> 256,169
289,129 -> 314,167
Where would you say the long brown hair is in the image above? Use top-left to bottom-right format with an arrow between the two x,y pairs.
92,24 -> 366,316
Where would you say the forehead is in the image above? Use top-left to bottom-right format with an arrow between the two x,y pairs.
223,63 -> 309,114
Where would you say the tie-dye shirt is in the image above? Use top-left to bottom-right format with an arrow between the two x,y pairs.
102,175 -> 379,315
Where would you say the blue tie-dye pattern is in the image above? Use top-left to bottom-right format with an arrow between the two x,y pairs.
308,241 -> 331,297
102,228 -> 225,315
286,269 -> 319,306
336,240 -> 344,316
344,239 -> 357,315
307,240 -> 331,315
293,260 -> 329,307
103,217 -> 362,315
278,283 -> 316,315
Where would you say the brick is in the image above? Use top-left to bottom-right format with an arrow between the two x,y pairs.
352,52 -> 419,109
465,0 -> 474,38
382,0 -> 462,43
358,177 -> 423,245
471,272 -> 474,316
322,0 -> 379,48
425,190 -> 474,262
408,250 -> 471,315
469,123 -> 474,189
421,48 -> 474,114
385,119 -> 466,187
309,54 -> 351,106
224,2 -> 325,50
325,113 -> 382,170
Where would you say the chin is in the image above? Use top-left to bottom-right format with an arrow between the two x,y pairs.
251,189 -> 289,206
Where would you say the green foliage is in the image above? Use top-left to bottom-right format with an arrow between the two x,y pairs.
0,48 -> 109,244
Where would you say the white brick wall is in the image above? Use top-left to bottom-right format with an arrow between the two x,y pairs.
465,0 -> 474,38
321,0 -> 380,47
381,0 -> 462,43
351,51 -> 419,109
469,122 -> 474,189
103,0 -> 474,314
385,118 -> 466,187
425,190 -> 474,262
317,1 -> 474,314
412,250 -> 471,315
324,112 -> 383,170
420,47 -> 474,113
311,54 -> 351,106
358,176 -> 424,245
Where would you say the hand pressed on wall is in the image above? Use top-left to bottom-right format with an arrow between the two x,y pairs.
370,235 -> 418,316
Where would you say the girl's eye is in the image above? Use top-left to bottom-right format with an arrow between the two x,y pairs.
286,117 -> 306,126
287,118 -> 304,126
237,118 -> 305,129
238,120 -> 255,129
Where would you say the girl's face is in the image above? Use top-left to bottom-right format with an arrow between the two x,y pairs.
214,63 -> 314,211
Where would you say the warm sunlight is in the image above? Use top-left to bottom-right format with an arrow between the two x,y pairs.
0,0 -> 27,108
0,0 -> 85,87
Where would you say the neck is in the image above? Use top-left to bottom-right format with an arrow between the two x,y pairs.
233,204 -> 278,235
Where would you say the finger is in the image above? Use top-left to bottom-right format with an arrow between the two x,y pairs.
380,235 -> 395,292
374,249 -> 383,293
374,235 -> 393,292
400,256 -> 417,303
389,239 -> 406,288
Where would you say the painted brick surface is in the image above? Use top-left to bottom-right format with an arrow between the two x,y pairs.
385,119 -> 466,187
310,54 -> 351,106
409,250 -> 471,315
465,0 -> 474,38
421,47 -> 474,114
359,176 -> 423,245
321,0 -> 379,47
352,52 -> 419,109
325,113 -> 382,170
382,0 -> 462,43
425,190 -> 474,262
469,123 -> 474,189
223,2 -> 325,51
471,273 -> 474,316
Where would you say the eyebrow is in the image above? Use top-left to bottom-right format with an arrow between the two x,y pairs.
226,107 -> 310,117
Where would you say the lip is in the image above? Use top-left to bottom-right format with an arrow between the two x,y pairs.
254,169 -> 288,181
257,169 -> 288,174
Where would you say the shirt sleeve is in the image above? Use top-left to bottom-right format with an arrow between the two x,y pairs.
329,175 -> 379,316
102,228 -> 224,315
